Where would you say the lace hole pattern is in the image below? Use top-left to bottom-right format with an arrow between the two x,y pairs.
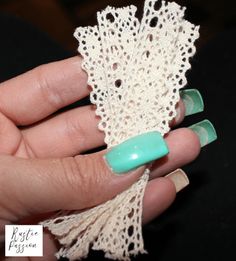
74,0 -> 199,147
42,1 -> 199,260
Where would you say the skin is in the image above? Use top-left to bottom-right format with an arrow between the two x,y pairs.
0,57 -> 200,260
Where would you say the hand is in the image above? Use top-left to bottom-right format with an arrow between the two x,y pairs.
0,57 -> 200,260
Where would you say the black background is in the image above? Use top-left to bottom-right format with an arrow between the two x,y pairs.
0,1 -> 235,260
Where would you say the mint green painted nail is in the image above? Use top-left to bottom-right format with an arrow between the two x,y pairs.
105,132 -> 169,174
180,89 -> 204,116
189,119 -> 217,147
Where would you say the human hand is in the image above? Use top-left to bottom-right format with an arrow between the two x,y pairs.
0,57 -> 201,260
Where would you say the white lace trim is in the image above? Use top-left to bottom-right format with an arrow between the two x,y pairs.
41,1 -> 199,260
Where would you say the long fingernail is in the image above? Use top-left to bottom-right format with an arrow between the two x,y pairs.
166,169 -> 189,192
105,132 -> 169,174
180,89 -> 204,116
188,119 -> 217,147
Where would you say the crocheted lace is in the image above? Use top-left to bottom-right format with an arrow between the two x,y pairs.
41,0 -> 199,260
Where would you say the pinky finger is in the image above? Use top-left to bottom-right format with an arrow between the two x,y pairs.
142,169 -> 189,224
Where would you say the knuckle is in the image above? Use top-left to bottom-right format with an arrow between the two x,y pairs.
58,157 -> 83,193
74,154 -> 111,206
58,155 -> 110,207
64,112 -> 87,153
34,65 -> 64,110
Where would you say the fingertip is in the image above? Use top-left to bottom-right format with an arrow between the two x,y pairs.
167,127 -> 201,161
150,127 -> 201,179
179,127 -> 201,159
142,177 -> 176,224
157,177 -> 177,204
166,168 -> 189,193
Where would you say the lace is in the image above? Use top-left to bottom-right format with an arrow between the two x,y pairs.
41,1 -> 199,260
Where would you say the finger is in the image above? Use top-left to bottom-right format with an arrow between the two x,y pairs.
171,88 -> 205,126
0,152 -> 146,222
142,169 -> 189,224
0,57 -> 88,126
0,131 -> 170,221
21,105 -> 103,158
22,124 -> 198,179
21,101 -> 185,158
142,177 -> 176,224
150,128 -> 201,179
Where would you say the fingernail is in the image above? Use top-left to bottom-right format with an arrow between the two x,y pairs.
180,89 -> 204,116
105,132 -> 169,174
166,169 -> 189,192
188,119 -> 217,147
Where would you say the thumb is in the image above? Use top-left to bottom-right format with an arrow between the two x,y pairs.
0,132 -> 168,221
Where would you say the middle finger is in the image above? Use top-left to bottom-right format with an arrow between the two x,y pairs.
21,101 -> 186,158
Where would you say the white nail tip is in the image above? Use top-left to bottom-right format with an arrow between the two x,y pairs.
166,169 -> 189,193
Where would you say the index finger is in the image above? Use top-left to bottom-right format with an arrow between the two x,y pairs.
0,56 -> 89,126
